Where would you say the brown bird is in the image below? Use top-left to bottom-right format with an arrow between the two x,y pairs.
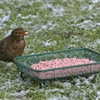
0,28 -> 28,62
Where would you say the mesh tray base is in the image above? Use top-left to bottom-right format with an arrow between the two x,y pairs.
22,64 -> 100,80
14,48 -> 100,80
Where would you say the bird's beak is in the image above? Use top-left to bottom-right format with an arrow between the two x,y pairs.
21,30 -> 28,35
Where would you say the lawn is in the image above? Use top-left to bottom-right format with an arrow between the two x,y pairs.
0,0 -> 100,100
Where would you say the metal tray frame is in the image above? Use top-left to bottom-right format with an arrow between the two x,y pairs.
14,48 -> 100,88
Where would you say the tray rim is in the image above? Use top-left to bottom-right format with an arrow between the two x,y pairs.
14,48 -> 100,72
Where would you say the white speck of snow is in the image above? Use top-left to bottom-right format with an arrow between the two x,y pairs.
6,62 -> 14,67
41,3 -> 54,11
10,90 -> 30,97
47,95 -> 69,100
88,4 -> 94,10
41,4 -> 64,17
62,0 -> 67,2
88,74 -> 94,80
94,39 -> 100,44
90,0 -> 100,3
97,23 -> 100,26
84,79 -> 90,85
96,91 -> 100,99
42,25 -> 48,30
17,14 -> 38,19
63,82 -> 71,87
46,88 -> 63,93
0,14 -> 10,24
75,78 -> 81,86
23,21 -> 32,25
5,81 -> 11,85
0,13 -> 10,29
82,20 -> 92,24
97,91 -> 100,96
1,80 -> 12,90
80,5 -> 88,11
43,40 -> 56,46
80,3 -> 96,11
52,6 -> 64,17
76,20 -> 99,29
44,88 -> 68,100
35,0 -> 41,2
42,21 -> 58,30
4,30 -> 12,37
10,24 -> 18,29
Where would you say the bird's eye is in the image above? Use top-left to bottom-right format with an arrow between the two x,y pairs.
15,32 -> 18,34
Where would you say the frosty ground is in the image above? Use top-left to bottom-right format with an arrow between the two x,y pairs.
0,0 -> 100,100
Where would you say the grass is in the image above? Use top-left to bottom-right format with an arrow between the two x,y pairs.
0,0 -> 100,100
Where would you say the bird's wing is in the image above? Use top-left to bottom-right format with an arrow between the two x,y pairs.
0,41 -> 4,53
0,39 -> 9,61
0,39 -> 7,53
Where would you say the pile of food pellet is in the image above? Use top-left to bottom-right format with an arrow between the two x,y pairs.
31,58 -> 95,70
30,58 -> 99,79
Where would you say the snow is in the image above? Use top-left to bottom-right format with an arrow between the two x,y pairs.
6,62 -> 14,67
10,90 -> 30,97
94,39 -> 100,44
43,40 -> 57,46
88,4 -> 94,10
76,20 -> 100,29
47,95 -> 69,100
41,4 -> 64,17
4,30 -> 12,37
52,6 -> 64,17
17,14 -> 38,19
90,0 -> 100,3
0,0 -> 99,35
0,13 -> 10,24
0,0 -> 100,99
0,14 -> 10,29
42,21 -> 59,30
96,91 -> 100,99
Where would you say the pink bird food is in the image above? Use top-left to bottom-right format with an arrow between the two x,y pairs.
31,58 -> 95,70
30,57 -> 100,79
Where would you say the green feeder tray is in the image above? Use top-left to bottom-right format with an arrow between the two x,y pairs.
14,48 -> 100,88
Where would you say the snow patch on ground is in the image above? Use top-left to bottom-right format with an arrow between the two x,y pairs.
0,0 -> 100,99
96,91 -> 100,99
90,0 -> 100,3
10,90 -> 30,97
4,30 -> 12,37
41,4 -> 64,17
95,39 -> 100,44
76,20 -> 100,29
6,62 -> 14,67
42,21 -> 59,30
43,40 -> 57,46
17,14 -> 38,19
0,13 -> 10,29
52,6 -> 64,17
47,95 -> 69,100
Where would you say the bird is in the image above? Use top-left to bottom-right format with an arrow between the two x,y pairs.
0,28 -> 28,62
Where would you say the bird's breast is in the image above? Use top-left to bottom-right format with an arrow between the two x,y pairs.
8,40 -> 25,55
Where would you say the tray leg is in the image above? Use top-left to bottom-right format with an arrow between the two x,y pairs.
39,81 -> 45,88
20,72 -> 29,81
